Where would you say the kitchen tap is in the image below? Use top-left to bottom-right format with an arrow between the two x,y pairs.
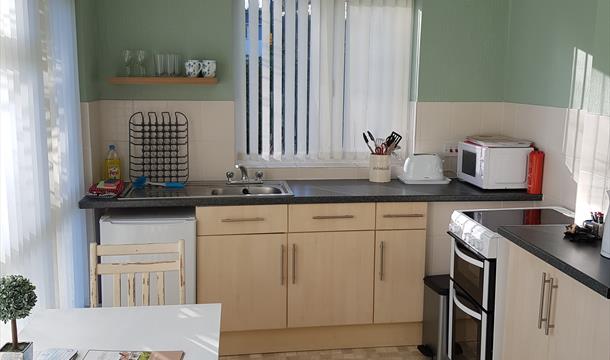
226,164 -> 263,184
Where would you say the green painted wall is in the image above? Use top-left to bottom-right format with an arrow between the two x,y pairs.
503,0 -> 600,108
416,0 -> 509,102
76,0 -> 234,102
76,0 -> 99,101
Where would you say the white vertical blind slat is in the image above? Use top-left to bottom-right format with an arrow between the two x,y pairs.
234,0 -> 247,159
296,0 -> 309,157
261,0 -> 272,159
284,0 -> 296,158
247,0 -> 260,157
308,0 -> 321,159
272,0 -> 283,160
331,0 -> 346,159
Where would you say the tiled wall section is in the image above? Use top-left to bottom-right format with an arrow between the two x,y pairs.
80,100 -> 236,184
415,101 -> 610,222
502,103 -> 610,221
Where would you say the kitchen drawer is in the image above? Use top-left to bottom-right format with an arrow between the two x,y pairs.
375,203 -> 427,230
288,203 -> 375,232
196,205 -> 288,235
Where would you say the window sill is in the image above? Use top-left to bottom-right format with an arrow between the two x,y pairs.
239,158 -> 405,169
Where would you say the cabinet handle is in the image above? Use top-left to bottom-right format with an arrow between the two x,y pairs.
292,243 -> 297,284
221,217 -> 265,223
379,241 -> 385,281
382,214 -> 424,218
538,272 -> 549,329
544,276 -> 558,335
280,244 -> 285,285
312,215 -> 354,220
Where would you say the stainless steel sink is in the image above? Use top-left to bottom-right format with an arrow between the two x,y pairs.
119,181 -> 293,200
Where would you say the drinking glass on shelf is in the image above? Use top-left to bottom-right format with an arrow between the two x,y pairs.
122,49 -> 133,76
154,53 -> 165,76
173,54 -> 181,76
166,54 -> 176,76
135,50 -> 146,76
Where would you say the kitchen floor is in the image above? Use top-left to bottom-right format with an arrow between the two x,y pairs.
220,346 -> 426,360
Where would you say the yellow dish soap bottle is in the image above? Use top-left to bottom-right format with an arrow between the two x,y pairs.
104,144 -> 121,180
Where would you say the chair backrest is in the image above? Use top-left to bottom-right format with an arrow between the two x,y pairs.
89,240 -> 185,307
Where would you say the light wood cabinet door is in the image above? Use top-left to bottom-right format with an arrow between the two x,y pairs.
547,270 -> 610,360
501,243 -> 551,360
287,231 -> 375,328
197,234 -> 287,331
374,230 -> 426,323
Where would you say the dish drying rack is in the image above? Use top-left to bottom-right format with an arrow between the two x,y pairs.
129,111 -> 189,183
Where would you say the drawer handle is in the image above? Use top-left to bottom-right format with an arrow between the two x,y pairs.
312,215 -> 355,220
382,214 -> 424,218
221,217 -> 265,223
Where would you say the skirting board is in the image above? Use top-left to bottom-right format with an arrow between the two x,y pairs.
219,322 -> 422,355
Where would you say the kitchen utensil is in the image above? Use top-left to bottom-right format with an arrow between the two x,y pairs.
369,154 -> 391,183
602,191 -> 610,258
400,154 -> 447,182
129,111 -> 189,183
201,60 -> 216,78
166,54 -> 176,76
367,130 -> 375,143
154,53 -> 166,76
122,49 -> 133,76
132,176 -> 185,189
185,60 -> 202,77
363,132 -> 374,154
135,50 -> 146,76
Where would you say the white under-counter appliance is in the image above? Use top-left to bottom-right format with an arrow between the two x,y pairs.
447,207 -> 574,360
457,136 -> 533,189
99,209 -> 196,306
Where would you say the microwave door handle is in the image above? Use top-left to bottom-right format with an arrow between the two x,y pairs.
455,245 -> 485,268
453,292 -> 482,321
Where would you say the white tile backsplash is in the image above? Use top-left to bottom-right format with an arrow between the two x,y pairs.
82,100 -> 236,182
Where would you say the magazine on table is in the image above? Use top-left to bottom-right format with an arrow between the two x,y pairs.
82,350 -> 184,360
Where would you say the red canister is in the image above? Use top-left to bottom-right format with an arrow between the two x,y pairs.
527,149 -> 544,195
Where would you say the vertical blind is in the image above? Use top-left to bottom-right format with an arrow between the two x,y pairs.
236,0 -> 413,162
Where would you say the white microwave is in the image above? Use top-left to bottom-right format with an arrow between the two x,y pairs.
457,141 -> 533,189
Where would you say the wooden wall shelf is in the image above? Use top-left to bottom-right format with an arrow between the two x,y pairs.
108,77 -> 218,85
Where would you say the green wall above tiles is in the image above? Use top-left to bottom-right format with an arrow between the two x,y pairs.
75,0 -> 608,108
76,0 -> 234,102
417,0 -> 509,102
503,0 -> 601,108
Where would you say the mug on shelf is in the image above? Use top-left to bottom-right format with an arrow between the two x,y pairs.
201,60 -> 217,78
185,60 -> 202,77
369,154 -> 391,183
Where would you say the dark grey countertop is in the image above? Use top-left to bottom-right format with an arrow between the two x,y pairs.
498,225 -> 610,299
79,179 -> 542,209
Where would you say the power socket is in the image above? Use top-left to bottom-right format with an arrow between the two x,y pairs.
443,143 -> 459,156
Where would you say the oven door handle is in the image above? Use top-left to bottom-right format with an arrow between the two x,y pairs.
453,292 -> 482,321
454,244 -> 485,268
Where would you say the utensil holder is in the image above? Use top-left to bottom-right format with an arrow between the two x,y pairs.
369,155 -> 391,183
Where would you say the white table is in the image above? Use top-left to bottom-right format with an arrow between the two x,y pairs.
19,304 -> 221,360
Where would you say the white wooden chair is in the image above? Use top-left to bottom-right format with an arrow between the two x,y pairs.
89,240 -> 185,307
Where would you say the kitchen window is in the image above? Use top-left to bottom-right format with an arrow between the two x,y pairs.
235,0 -> 414,164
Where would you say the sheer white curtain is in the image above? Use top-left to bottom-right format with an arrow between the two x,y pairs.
343,0 -> 413,159
0,0 -> 87,335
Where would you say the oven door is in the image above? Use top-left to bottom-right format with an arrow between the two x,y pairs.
448,282 -> 492,360
450,235 -> 495,311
